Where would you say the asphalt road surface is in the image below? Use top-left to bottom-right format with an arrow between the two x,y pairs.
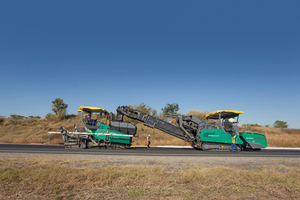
0,143 -> 299,157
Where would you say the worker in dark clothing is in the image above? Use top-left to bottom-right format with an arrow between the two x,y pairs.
60,126 -> 68,143
231,133 -> 240,152
147,134 -> 151,148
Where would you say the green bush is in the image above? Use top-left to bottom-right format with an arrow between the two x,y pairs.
161,103 -> 179,116
51,98 -> 68,115
242,123 -> 262,127
56,110 -> 67,121
45,113 -> 55,121
8,114 -> 25,125
9,119 -> 19,125
45,98 -> 68,121
45,110 -> 67,121
273,120 -> 288,128
28,116 -> 41,119
10,114 -> 25,119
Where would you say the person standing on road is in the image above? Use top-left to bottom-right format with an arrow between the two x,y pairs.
147,134 -> 151,148
60,126 -> 68,143
231,133 -> 240,152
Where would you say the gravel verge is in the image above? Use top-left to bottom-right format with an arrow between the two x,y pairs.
1,152 -> 299,170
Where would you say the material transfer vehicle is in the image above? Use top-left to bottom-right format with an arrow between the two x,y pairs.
117,106 -> 267,151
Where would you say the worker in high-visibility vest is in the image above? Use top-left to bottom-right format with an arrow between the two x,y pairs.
60,126 -> 68,143
147,134 -> 151,148
229,118 -> 236,131
229,118 -> 235,123
231,133 -> 240,152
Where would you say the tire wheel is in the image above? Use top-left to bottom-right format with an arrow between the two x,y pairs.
88,142 -> 93,148
80,140 -> 87,149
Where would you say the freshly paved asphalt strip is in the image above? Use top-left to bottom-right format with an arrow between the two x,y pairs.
0,143 -> 299,157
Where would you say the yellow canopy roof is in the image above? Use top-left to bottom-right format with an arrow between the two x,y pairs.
205,110 -> 244,119
78,106 -> 107,113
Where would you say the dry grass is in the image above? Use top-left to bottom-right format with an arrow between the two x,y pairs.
0,118 -> 76,144
0,156 -> 299,199
0,118 -> 299,147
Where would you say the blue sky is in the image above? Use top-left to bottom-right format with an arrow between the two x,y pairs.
0,0 -> 299,128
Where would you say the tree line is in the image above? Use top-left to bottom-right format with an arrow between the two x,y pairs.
0,98 -> 289,128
